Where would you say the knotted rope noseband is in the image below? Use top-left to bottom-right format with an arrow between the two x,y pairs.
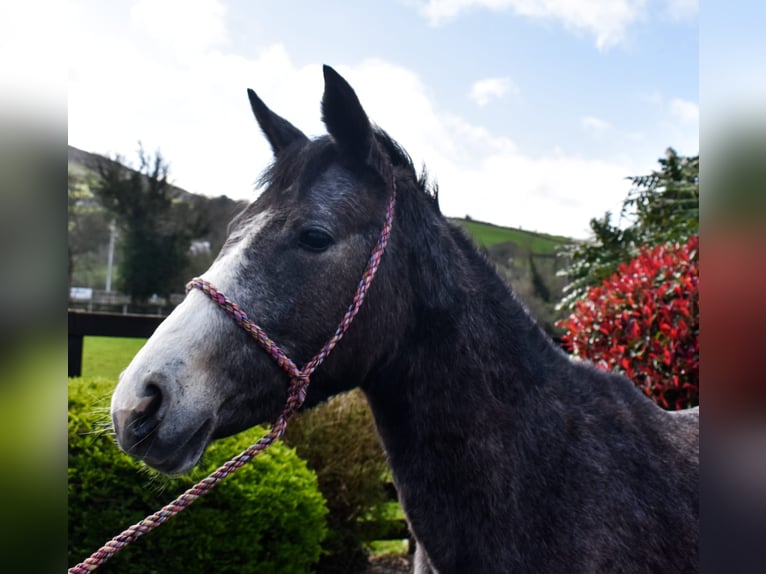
69,178 -> 396,573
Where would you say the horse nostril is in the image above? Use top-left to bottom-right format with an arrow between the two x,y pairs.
125,382 -> 165,446
136,383 -> 163,419
113,381 -> 168,452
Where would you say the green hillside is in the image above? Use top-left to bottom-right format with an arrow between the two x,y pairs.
452,218 -> 571,252
450,218 -> 575,336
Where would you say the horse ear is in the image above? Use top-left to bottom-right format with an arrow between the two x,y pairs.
321,65 -> 374,163
247,88 -> 308,156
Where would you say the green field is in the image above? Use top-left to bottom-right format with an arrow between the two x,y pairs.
452,218 -> 571,253
81,336 -> 146,380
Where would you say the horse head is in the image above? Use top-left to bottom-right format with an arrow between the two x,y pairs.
111,66 -> 406,474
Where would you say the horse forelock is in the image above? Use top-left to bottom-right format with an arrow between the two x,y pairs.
255,129 -> 440,214
256,136 -> 335,195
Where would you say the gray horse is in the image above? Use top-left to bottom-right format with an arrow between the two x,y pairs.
111,66 -> 699,573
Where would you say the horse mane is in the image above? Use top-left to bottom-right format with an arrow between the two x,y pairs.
372,128 -> 441,211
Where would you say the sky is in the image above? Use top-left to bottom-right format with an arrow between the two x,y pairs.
67,0 -> 699,239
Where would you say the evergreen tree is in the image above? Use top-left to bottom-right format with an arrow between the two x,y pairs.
93,145 -> 196,302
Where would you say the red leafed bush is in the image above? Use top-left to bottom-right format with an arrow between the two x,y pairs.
558,236 -> 699,410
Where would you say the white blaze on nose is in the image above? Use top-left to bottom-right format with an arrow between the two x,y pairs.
111,209 -> 274,422
201,209 -> 274,294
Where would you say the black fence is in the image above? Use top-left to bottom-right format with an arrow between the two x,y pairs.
68,301 -> 177,316
68,310 -> 166,377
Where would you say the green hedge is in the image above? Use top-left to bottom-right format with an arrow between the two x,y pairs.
284,389 -> 393,573
69,377 -> 328,574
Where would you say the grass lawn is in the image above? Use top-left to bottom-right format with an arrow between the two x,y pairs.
81,336 -> 146,380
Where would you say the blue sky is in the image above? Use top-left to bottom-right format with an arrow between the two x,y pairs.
68,0 -> 699,238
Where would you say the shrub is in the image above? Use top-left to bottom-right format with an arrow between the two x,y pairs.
68,377 -> 327,574
557,236 -> 699,410
284,389 -> 392,573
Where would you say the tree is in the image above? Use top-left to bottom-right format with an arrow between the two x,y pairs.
92,145 -> 201,302
559,148 -> 698,310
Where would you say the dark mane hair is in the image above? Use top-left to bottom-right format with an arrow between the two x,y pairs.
373,128 -> 440,211
256,136 -> 336,194
257,129 -> 440,212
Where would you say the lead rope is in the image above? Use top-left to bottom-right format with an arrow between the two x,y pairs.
68,183 -> 396,573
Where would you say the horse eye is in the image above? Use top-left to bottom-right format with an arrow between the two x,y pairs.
298,228 -> 334,252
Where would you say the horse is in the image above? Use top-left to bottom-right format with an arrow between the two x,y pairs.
111,65 -> 699,573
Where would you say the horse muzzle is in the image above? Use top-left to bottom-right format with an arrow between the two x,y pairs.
111,371 -> 214,474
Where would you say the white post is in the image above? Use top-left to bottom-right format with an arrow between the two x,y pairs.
106,218 -> 116,292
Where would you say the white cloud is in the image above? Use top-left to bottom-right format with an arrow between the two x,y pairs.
670,98 -> 699,124
69,23 -> 314,200
665,0 -> 698,20
418,0 -> 647,49
131,0 -> 228,58
582,116 -> 612,132
657,97 -> 698,155
469,77 -> 518,106
69,6 -> 646,239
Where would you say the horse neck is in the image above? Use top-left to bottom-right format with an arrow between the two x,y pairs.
362,196 -> 567,456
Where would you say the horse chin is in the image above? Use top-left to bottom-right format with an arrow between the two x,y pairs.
137,418 -> 215,476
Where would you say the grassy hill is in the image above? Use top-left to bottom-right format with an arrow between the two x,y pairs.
452,218 -> 570,252
451,218 -> 575,335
